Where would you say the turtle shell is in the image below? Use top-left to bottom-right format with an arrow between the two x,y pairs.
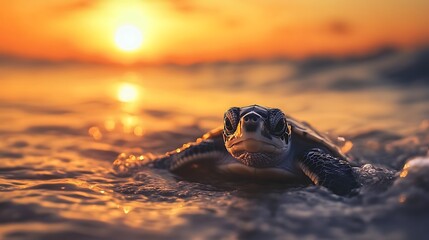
286,115 -> 348,160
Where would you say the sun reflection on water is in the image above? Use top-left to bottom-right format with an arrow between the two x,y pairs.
118,82 -> 139,103
88,78 -> 147,139
121,115 -> 137,133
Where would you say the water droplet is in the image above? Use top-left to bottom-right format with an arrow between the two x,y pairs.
123,206 -> 132,214
399,170 -> 408,178
398,194 -> 406,203
88,126 -> 102,140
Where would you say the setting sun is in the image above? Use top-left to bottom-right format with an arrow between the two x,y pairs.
114,25 -> 143,52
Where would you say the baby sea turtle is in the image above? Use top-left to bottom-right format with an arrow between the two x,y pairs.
151,105 -> 359,195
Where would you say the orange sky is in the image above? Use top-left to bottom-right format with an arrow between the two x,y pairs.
0,0 -> 428,65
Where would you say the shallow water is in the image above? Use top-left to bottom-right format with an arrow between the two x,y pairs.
1,48 -> 429,240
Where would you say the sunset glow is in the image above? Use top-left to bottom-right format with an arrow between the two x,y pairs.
0,1 -> 428,64
114,25 -> 143,52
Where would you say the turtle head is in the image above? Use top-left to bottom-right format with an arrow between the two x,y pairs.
223,105 -> 291,168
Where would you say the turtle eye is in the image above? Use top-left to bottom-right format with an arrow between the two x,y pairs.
273,119 -> 286,135
223,107 -> 240,135
268,108 -> 287,136
224,117 -> 234,133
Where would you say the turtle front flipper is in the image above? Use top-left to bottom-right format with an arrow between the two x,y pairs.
112,139 -> 227,177
113,127 -> 228,177
298,149 -> 359,195
155,138 -> 228,174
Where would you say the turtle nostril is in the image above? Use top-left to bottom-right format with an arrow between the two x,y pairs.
244,115 -> 258,122
243,113 -> 259,122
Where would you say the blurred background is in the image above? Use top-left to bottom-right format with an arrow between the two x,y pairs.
1,0 -> 428,134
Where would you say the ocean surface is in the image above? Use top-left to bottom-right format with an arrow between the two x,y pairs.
1,47 -> 428,240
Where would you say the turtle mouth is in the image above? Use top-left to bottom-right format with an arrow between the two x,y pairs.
233,151 -> 283,168
228,139 -> 283,154
227,139 -> 284,168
